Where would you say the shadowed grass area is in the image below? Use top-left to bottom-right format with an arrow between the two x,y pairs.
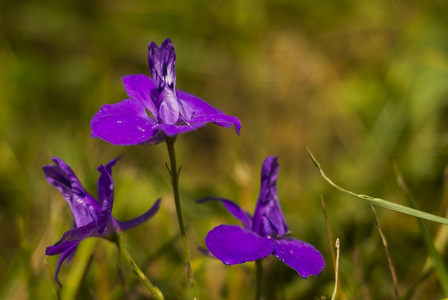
1,0 -> 448,299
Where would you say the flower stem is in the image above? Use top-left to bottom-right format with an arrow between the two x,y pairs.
255,259 -> 263,300
165,136 -> 198,299
113,232 -> 164,300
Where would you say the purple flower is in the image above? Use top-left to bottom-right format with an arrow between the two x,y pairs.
198,156 -> 324,278
91,38 -> 241,145
43,157 -> 161,285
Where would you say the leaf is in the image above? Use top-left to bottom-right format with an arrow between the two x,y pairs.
307,148 -> 448,226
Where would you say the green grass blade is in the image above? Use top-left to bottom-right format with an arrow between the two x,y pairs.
306,148 -> 448,226
395,166 -> 448,295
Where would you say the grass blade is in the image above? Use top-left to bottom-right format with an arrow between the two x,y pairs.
307,148 -> 448,226
395,165 -> 448,295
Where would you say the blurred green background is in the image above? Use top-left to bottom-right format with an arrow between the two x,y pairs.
1,0 -> 448,299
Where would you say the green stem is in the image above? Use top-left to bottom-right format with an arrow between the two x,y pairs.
113,232 -> 164,300
165,136 -> 198,299
255,260 -> 263,300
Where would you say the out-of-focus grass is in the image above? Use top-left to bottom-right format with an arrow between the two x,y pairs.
1,0 -> 448,299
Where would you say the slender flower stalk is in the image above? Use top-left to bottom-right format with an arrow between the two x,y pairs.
112,232 -> 164,300
165,136 -> 198,299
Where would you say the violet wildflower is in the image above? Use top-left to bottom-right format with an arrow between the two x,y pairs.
43,157 -> 161,285
91,38 -> 241,145
199,156 -> 324,278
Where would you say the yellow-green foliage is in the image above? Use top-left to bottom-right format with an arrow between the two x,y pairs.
1,0 -> 448,299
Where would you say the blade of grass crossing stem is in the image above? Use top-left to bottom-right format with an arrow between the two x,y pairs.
395,166 -> 448,295
306,148 -> 448,226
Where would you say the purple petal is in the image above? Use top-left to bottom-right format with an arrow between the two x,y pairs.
273,238 -> 325,278
205,225 -> 275,265
158,87 -> 181,124
117,198 -> 162,231
152,122 -> 206,137
178,90 -> 241,134
252,156 -> 289,237
46,221 -> 98,255
43,158 -> 100,226
190,114 -> 241,134
96,164 -> 115,235
197,197 -> 252,229
90,99 -> 157,145
104,157 -> 120,177
179,99 -> 194,121
53,243 -> 78,287
97,157 -> 119,206
122,75 -> 158,118
177,90 -> 222,115
148,39 -> 176,89
140,132 -> 166,145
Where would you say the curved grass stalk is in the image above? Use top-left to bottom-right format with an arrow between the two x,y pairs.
307,148 -> 448,226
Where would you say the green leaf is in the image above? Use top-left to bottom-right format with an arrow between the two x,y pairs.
307,148 -> 448,226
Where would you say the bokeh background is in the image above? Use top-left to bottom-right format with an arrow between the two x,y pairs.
1,0 -> 448,299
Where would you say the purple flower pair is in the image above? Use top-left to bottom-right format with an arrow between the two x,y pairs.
43,157 -> 161,285
199,156 -> 324,278
90,38 -> 241,145
45,39 -> 242,286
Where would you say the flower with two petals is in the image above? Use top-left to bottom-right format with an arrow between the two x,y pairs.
199,156 -> 324,278
43,157 -> 161,285
91,38 -> 241,145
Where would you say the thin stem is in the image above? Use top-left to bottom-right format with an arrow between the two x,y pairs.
255,259 -> 263,300
113,232 -> 164,300
331,238 -> 340,300
370,204 -> 400,299
320,196 -> 336,268
321,196 -> 344,300
165,136 -> 198,299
